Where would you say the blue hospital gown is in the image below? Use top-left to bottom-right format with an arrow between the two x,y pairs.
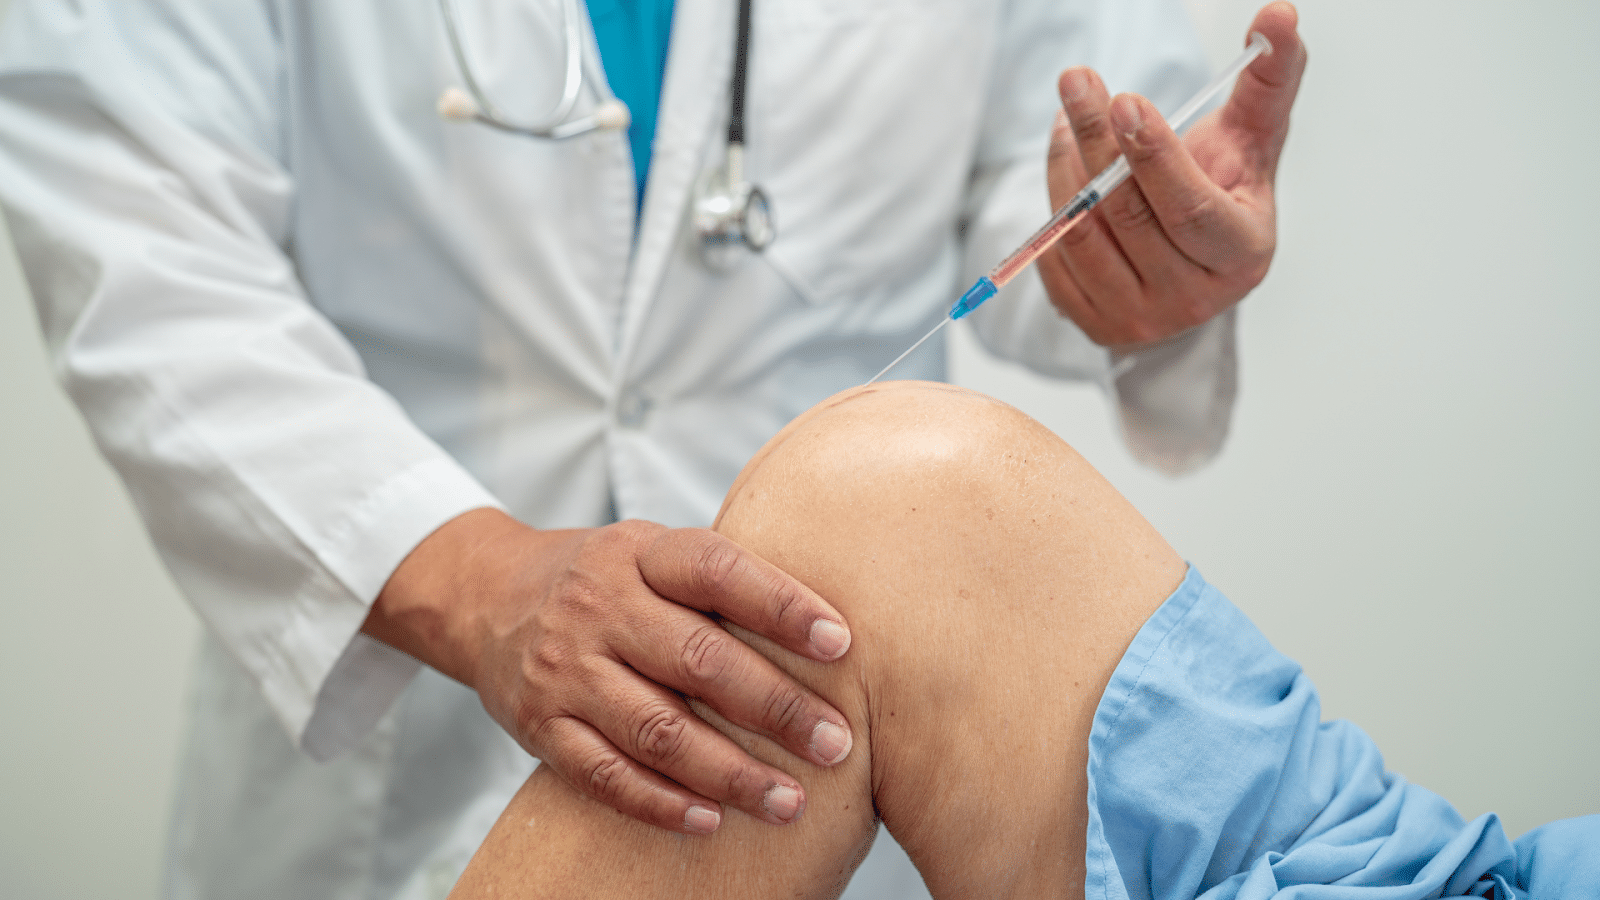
1084,567 -> 1599,899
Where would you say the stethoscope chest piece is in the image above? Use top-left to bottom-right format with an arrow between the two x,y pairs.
693,143 -> 774,272
689,0 -> 772,272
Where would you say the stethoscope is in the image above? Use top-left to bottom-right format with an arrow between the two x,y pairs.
435,0 -> 774,271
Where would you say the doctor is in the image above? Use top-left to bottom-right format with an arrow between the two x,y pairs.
0,0 -> 1304,898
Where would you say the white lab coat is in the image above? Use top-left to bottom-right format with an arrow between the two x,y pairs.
0,1 -> 1228,897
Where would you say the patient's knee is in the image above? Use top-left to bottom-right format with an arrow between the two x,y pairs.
715,381 -> 1182,634
713,383 -> 1183,899
718,381 -> 1088,531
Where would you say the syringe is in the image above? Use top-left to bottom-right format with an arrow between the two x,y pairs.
865,31 -> 1273,385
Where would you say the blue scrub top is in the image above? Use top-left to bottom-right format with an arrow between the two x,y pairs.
586,0 -> 676,213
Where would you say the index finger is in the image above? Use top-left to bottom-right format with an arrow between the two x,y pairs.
639,528 -> 852,663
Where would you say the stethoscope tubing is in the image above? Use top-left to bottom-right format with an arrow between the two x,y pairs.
437,0 -> 603,138
728,0 -> 752,146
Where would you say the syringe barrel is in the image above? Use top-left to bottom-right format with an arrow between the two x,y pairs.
987,191 -> 1100,288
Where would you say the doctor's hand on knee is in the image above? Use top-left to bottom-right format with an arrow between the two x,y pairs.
362,508 -> 854,835
1040,1 -> 1306,349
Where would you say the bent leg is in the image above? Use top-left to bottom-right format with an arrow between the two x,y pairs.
450,382 -> 1185,900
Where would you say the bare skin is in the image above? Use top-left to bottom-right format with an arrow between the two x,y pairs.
449,381 -> 1187,899
1043,2 -> 1307,349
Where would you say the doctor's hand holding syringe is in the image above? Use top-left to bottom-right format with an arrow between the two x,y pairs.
362,1 -> 1305,841
1038,2 -> 1305,354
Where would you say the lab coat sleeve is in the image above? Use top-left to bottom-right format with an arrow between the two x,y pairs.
962,0 -> 1236,475
0,1 -> 502,759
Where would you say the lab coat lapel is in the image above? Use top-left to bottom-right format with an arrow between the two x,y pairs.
614,0 -> 734,370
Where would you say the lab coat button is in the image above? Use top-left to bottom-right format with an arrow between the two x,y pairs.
617,391 -> 652,428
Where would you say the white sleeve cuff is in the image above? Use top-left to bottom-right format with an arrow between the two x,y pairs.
255,456 -> 503,761
299,634 -> 421,762
1107,307 -> 1238,476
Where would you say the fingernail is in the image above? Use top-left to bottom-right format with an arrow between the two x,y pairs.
684,804 -> 722,834
1061,69 -> 1090,104
809,619 -> 851,660
1110,95 -> 1143,141
762,784 -> 804,823
810,720 -> 852,766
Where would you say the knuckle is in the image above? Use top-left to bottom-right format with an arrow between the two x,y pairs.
1132,319 -> 1165,346
689,533 -> 745,597
596,519 -> 664,566
580,522 -> 627,557
1243,233 -> 1277,272
681,622 -> 736,684
553,535 -> 628,612
766,580 -> 803,629
612,518 -> 663,543
510,694 -> 545,740
530,638 -> 576,680
1167,194 -> 1220,241
1113,318 -> 1161,348
1208,229 -> 1274,292
581,749 -> 633,804
1103,192 -> 1159,232
1070,106 -> 1113,148
761,682 -> 810,736
1164,193 -> 1222,248
633,703 -> 693,767
1179,299 -> 1213,331
1124,129 -> 1164,163
720,759 -> 769,803
1246,255 -> 1273,287
553,569 -> 601,608
522,707 -> 560,751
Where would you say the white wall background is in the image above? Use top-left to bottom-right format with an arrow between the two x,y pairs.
1,2 -> 1595,898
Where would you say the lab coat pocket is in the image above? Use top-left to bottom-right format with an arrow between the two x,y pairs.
750,0 -> 996,307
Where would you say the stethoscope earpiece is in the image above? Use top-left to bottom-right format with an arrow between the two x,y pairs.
436,86 -> 481,123
592,100 -> 632,131
437,85 -> 630,135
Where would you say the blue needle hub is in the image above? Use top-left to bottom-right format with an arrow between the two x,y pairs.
949,277 -> 998,320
